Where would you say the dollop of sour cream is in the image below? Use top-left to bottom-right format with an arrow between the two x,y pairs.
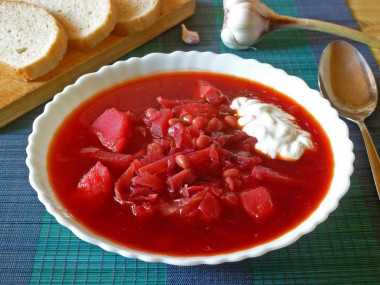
230,97 -> 314,160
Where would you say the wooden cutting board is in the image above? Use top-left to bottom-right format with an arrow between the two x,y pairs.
0,0 -> 196,128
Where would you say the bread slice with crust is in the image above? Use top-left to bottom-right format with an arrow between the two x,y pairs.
113,0 -> 161,36
0,0 -> 68,81
13,0 -> 118,50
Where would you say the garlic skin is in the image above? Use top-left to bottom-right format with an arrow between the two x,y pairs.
181,24 -> 200,45
221,0 -> 271,49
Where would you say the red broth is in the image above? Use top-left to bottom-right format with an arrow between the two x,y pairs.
48,72 -> 334,256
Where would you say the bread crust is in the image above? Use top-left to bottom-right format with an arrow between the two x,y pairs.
0,1 -> 68,81
113,0 -> 161,36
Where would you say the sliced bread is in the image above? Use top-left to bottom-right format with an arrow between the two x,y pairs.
113,0 -> 161,36
14,0 -> 118,50
0,1 -> 68,81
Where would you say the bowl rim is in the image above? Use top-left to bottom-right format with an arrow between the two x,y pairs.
26,51 -> 354,266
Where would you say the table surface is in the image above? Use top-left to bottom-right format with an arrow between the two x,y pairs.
1,1 -> 379,284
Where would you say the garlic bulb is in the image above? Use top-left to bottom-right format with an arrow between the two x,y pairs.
181,24 -> 200,45
221,0 -> 271,49
221,0 -> 380,50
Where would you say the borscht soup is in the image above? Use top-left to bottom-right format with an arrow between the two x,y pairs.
47,72 -> 334,256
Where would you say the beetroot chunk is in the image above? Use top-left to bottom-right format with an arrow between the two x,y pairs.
198,193 -> 222,220
241,187 -> 273,220
196,80 -> 228,105
168,123 -> 194,150
91,108 -> 133,153
146,108 -> 173,138
77,161 -> 112,196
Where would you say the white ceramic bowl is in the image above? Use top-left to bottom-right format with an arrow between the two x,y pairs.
26,51 -> 354,266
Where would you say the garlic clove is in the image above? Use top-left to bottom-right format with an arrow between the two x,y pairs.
222,0 -> 270,49
181,24 -> 200,45
221,28 -> 252,50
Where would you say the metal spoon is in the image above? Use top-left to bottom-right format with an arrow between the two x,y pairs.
318,40 -> 380,200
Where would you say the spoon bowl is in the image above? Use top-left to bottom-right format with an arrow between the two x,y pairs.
318,40 -> 380,199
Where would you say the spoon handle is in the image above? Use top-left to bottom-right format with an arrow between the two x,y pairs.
358,121 -> 380,200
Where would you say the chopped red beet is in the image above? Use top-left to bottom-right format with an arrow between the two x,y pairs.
80,147 -> 133,168
168,123 -> 194,150
196,80 -> 229,105
186,147 -> 212,166
224,130 -> 248,145
234,152 -> 261,166
146,108 -> 173,138
114,161 -> 137,201
240,187 -> 273,220
172,102 -> 218,119
130,186 -> 153,198
138,155 -> 174,175
251,166 -> 293,183
153,138 -> 171,152
221,192 -> 240,207
132,172 -> 166,193
140,149 -> 165,165
181,185 -> 209,198
232,137 -> 258,152
158,197 -> 202,217
167,168 -> 197,191
198,193 -> 222,220
91,108 -> 133,153
77,161 -> 112,194
131,202 -> 155,218
76,162 -> 112,210
224,177 -> 242,191
209,146 -> 220,169
157,97 -> 194,108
